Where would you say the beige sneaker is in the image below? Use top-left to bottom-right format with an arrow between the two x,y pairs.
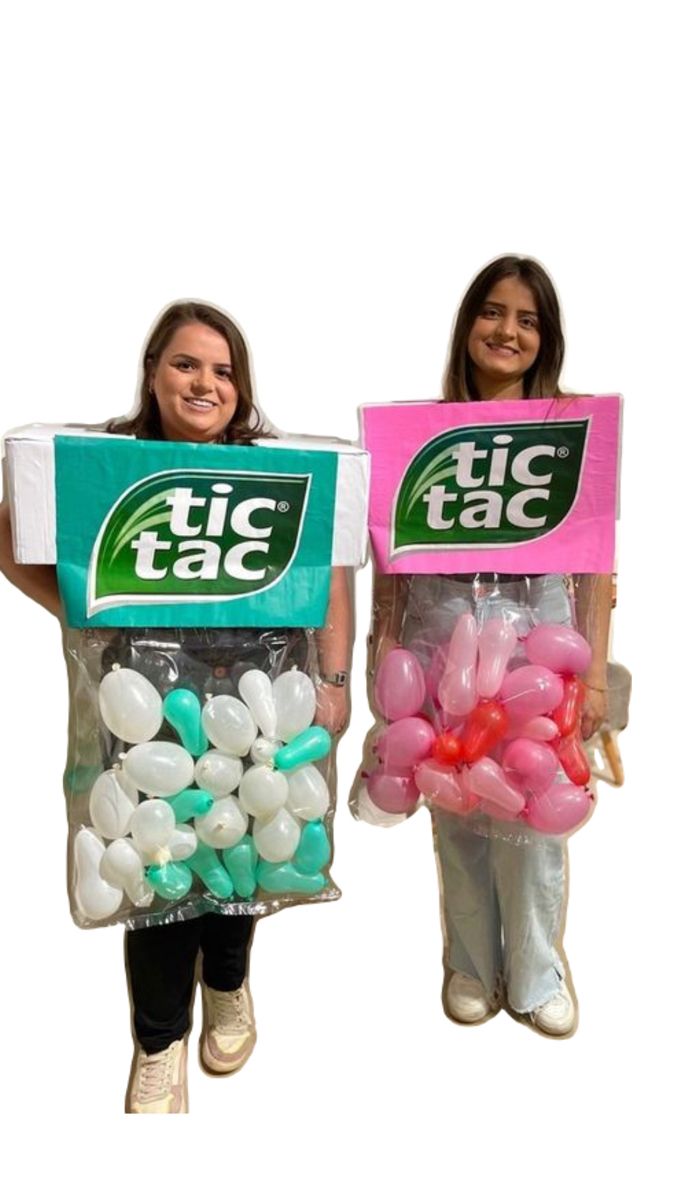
200,982 -> 257,1074
446,972 -> 498,1023
530,981 -> 576,1036
127,1038 -> 188,1114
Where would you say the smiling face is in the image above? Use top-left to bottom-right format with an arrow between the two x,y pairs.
151,322 -> 239,442
467,276 -> 541,400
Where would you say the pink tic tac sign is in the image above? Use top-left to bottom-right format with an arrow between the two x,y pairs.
361,395 -> 621,575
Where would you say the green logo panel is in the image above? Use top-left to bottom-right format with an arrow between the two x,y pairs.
55,437 -> 337,628
393,420 -> 588,554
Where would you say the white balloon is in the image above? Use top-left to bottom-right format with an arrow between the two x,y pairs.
195,750 -> 243,797
100,838 -> 153,906
194,798 -> 248,849
74,828 -> 123,920
98,668 -> 163,744
89,770 -> 138,839
285,764 -> 330,821
238,669 -> 277,738
253,808 -> 301,862
239,765 -> 289,819
202,695 -> 256,756
250,736 -> 283,765
272,670 -> 316,742
168,824 -> 198,861
123,741 -> 194,797
130,799 -> 176,854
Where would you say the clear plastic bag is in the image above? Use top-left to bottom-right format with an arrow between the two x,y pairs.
64,602 -> 353,929
352,570 -> 627,841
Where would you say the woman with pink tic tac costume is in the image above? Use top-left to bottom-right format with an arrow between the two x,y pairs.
371,256 -> 612,1036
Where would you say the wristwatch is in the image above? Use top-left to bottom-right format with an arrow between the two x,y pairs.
319,670 -> 349,687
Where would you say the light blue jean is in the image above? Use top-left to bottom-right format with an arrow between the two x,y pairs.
404,574 -> 573,1012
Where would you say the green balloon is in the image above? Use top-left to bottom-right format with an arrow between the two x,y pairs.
256,860 -> 326,896
223,836 -> 258,899
168,787 -> 214,822
187,842 -> 234,899
274,726 -> 332,772
163,688 -> 208,756
294,820 -> 331,874
146,861 -> 193,901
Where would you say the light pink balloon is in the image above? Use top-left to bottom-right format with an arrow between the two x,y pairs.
502,738 -> 559,798
478,796 -> 522,822
469,757 -> 526,817
525,624 -> 592,676
374,650 -> 426,721
457,765 -> 480,813
526,783 -> 592,835
506,715 -> 559,742
477,618 -> 518,699
414,759 -> 466,814
376,717 -> 436,772
500,665 -> 564,721
366,769 -> 419,815
438,614 -> 478,717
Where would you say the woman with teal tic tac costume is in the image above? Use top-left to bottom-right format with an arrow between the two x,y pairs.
0,301 -> 353,1113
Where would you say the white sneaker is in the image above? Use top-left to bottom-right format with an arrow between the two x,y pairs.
446,972 -> 496,1023
530,981 -> 576,1036
127,1038 -> 188,1114
200,982 -> 257,1074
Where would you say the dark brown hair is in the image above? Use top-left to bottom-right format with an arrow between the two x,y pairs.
442,256 -> 565,401
107,301 -> 268,443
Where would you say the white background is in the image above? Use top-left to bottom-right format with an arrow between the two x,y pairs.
1,1 -> 671,1195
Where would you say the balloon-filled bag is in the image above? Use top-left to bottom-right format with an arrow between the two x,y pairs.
65,628 -> 339,927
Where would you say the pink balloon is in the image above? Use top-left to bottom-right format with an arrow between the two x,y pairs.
477,618 -> 518,699
469,757 -> 526,817
438,614 -> 478,717
502,738 -> 559,798
525,624 -> 592,676
366,768 -> 419,815
457,765 -> 480,812
374,650 -> 426,721
526,783 -> 592,835
506,715 -> 559,742
375,717 -> 436,772
478,796 -> 522,822
500,665 -> 564,721
414,759 -> 466,814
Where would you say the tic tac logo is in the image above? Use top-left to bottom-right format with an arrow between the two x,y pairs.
87,469 -> 311,614
392,420 -> 589,556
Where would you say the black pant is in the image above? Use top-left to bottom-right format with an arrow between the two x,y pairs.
126,915 -> 255,1053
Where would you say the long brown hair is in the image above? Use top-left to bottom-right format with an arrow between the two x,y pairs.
442,256 -> 565,401
107,301 -> 268,443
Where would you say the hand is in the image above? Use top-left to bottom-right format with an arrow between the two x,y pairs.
581,686 -> 608,740
315,681 -> 349,736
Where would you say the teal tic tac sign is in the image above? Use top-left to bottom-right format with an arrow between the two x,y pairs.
55,437 -> 338,628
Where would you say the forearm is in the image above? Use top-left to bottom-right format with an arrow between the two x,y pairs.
0,501 -> 62,619
369,571 -> 409,667
316,567 -> 353,676
573,573 -> 613,687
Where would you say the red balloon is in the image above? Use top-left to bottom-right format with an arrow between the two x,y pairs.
432,731 -> 463,765
552,676 -> 585,737
461,700 -> 509,764
557,732 -> 591,785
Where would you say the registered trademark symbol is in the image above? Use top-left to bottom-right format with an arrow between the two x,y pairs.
277,501 -> 290,513
557,446 -> 569,458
